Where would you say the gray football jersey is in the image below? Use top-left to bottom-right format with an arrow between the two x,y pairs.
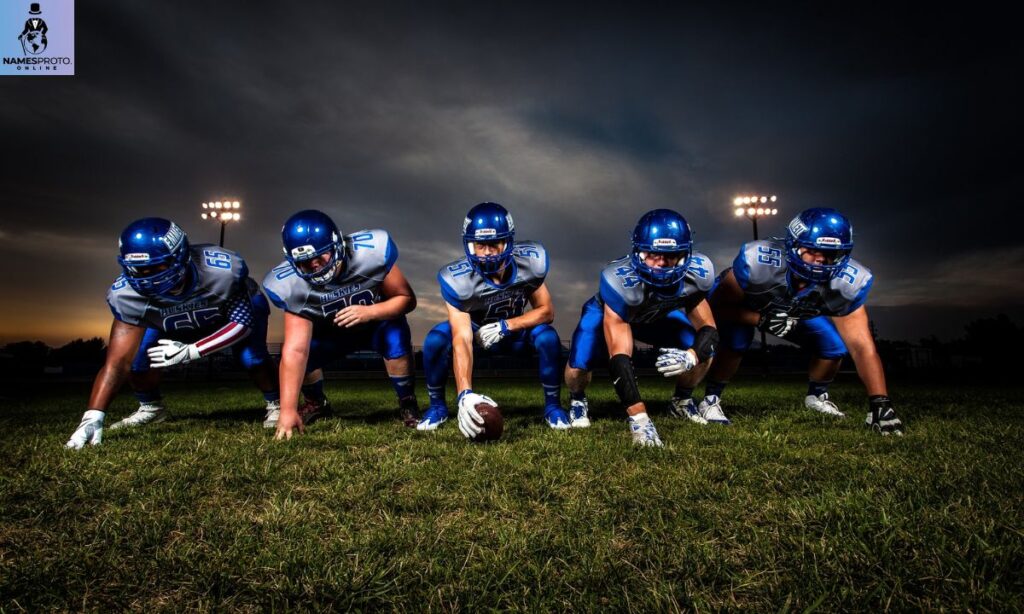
595,252 -> 714,324
438,241 -> 548,325
107,244 -> 249,332
263,228 -> 397,324
730,239 -> 873,318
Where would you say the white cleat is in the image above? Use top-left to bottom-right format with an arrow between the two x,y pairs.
669,397 -> 708,424
698,395 -> 731,425
804,393 -> 845,417
628,416 -> 664,447
108,403 -> 167,430
263,400 -> 281,428
569,398 -> 591,428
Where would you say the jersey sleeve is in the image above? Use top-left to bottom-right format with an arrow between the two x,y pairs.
346,229 -> 395,282
106,278 -> 147,326
834,259 -> 874,314
437,261 -> 474,311
598,260 -> 643,322
513,241 -> 549,283
733,240 -> 785,292
686,252 -> 716,295
262,261 -> 309,316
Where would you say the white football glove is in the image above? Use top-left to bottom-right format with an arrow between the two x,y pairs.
474,320 -> 510,350
457,390 -> 496,439
758,311 -> 798,338
147,339 -> 202,368
65,410 -> 105,449
656,348 -> 697,377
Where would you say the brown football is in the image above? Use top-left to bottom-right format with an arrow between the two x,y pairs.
472,402 -> 504,442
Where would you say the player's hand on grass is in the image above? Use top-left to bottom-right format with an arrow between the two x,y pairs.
334,304 -> 375,328
147,339 -> 201,368
274,409 -> 305,440
474,320 -> 509,349
758,311 -> 798,338
457,389 -> 494,438
65,410 -> 104,449
655,348 -> 697,377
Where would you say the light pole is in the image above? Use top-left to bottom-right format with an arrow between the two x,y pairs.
733,194 -> 779,363
200,200 -> 242,248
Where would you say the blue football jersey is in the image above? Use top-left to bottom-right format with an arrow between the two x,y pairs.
438,241 -> 548,325
596,252 -> 714,324
263,228 -> 398,325
730,239 -> 873,318
107,244 -> 250,332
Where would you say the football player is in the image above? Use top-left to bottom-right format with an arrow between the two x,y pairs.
563,209 -> 719,447
263,210 -> 419,439
419,202 -> 569,436
65,218 -> 280,449
698,207 -> 903,434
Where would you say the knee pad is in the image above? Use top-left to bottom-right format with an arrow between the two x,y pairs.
692,326 -> 719,362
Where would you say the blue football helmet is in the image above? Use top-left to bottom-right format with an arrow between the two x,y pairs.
785,207 -> 854,283
281,209 -> 345,286
631,209 -> 693,288
117,218 -> 193,300
462,202 -> 515,276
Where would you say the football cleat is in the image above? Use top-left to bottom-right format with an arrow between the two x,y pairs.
416,405 -> 449,431
297,398 -> 333,425
398,403 -> 420,428
108,402 -> 167,430
569,398 -> 591,428
698,395 -> 731,425
669,397 -> 708,424
544,406 -> 572,430
804,393 -> 845,417
866,396 -> 904,436
628,416 -> 664,448
263,400 -> 281,428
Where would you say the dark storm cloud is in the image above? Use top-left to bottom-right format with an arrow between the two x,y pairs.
0,2 -> 1020,343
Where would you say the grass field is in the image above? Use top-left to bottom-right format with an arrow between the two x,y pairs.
1,375 -> 1023,611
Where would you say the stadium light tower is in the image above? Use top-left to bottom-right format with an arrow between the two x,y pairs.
732,194 -> 779,241
200,200 -> 242,247
733,194 -> 779,362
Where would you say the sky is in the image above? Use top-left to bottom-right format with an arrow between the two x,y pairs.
0,2 -> 1021,346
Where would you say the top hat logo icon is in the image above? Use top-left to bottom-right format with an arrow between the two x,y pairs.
29,3 -> 42,14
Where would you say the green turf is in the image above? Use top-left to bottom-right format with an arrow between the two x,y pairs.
1,377 -> 1022,611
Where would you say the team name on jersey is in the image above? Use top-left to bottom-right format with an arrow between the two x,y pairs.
159,298 -> 212,317
321,283 -> 366,301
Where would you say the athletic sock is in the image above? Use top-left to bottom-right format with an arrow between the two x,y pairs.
674,385 -> 694,400
704,381 -> 727,399
301,378 -> 326,404
808,380 -> 832,398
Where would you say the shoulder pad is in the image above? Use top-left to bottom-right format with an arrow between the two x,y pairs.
343,229 -> 395,281
685,251 -> 716,293
512,240 -> 549,280
599,257 -> 644,317
262,260 -> 309,313
106,276 -> 147,325
733,240 -> 785,290
437,258 -> 477,309
830,257 -> 873,311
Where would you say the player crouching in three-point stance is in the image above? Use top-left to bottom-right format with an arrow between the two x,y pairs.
564,209 -> 719,447
699,207 -> 903,435
419,202 -> 569,437
66,218 -> 280,448
263,210 -> 419,440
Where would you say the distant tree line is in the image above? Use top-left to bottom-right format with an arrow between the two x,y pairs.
1,314 -> 1021,378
